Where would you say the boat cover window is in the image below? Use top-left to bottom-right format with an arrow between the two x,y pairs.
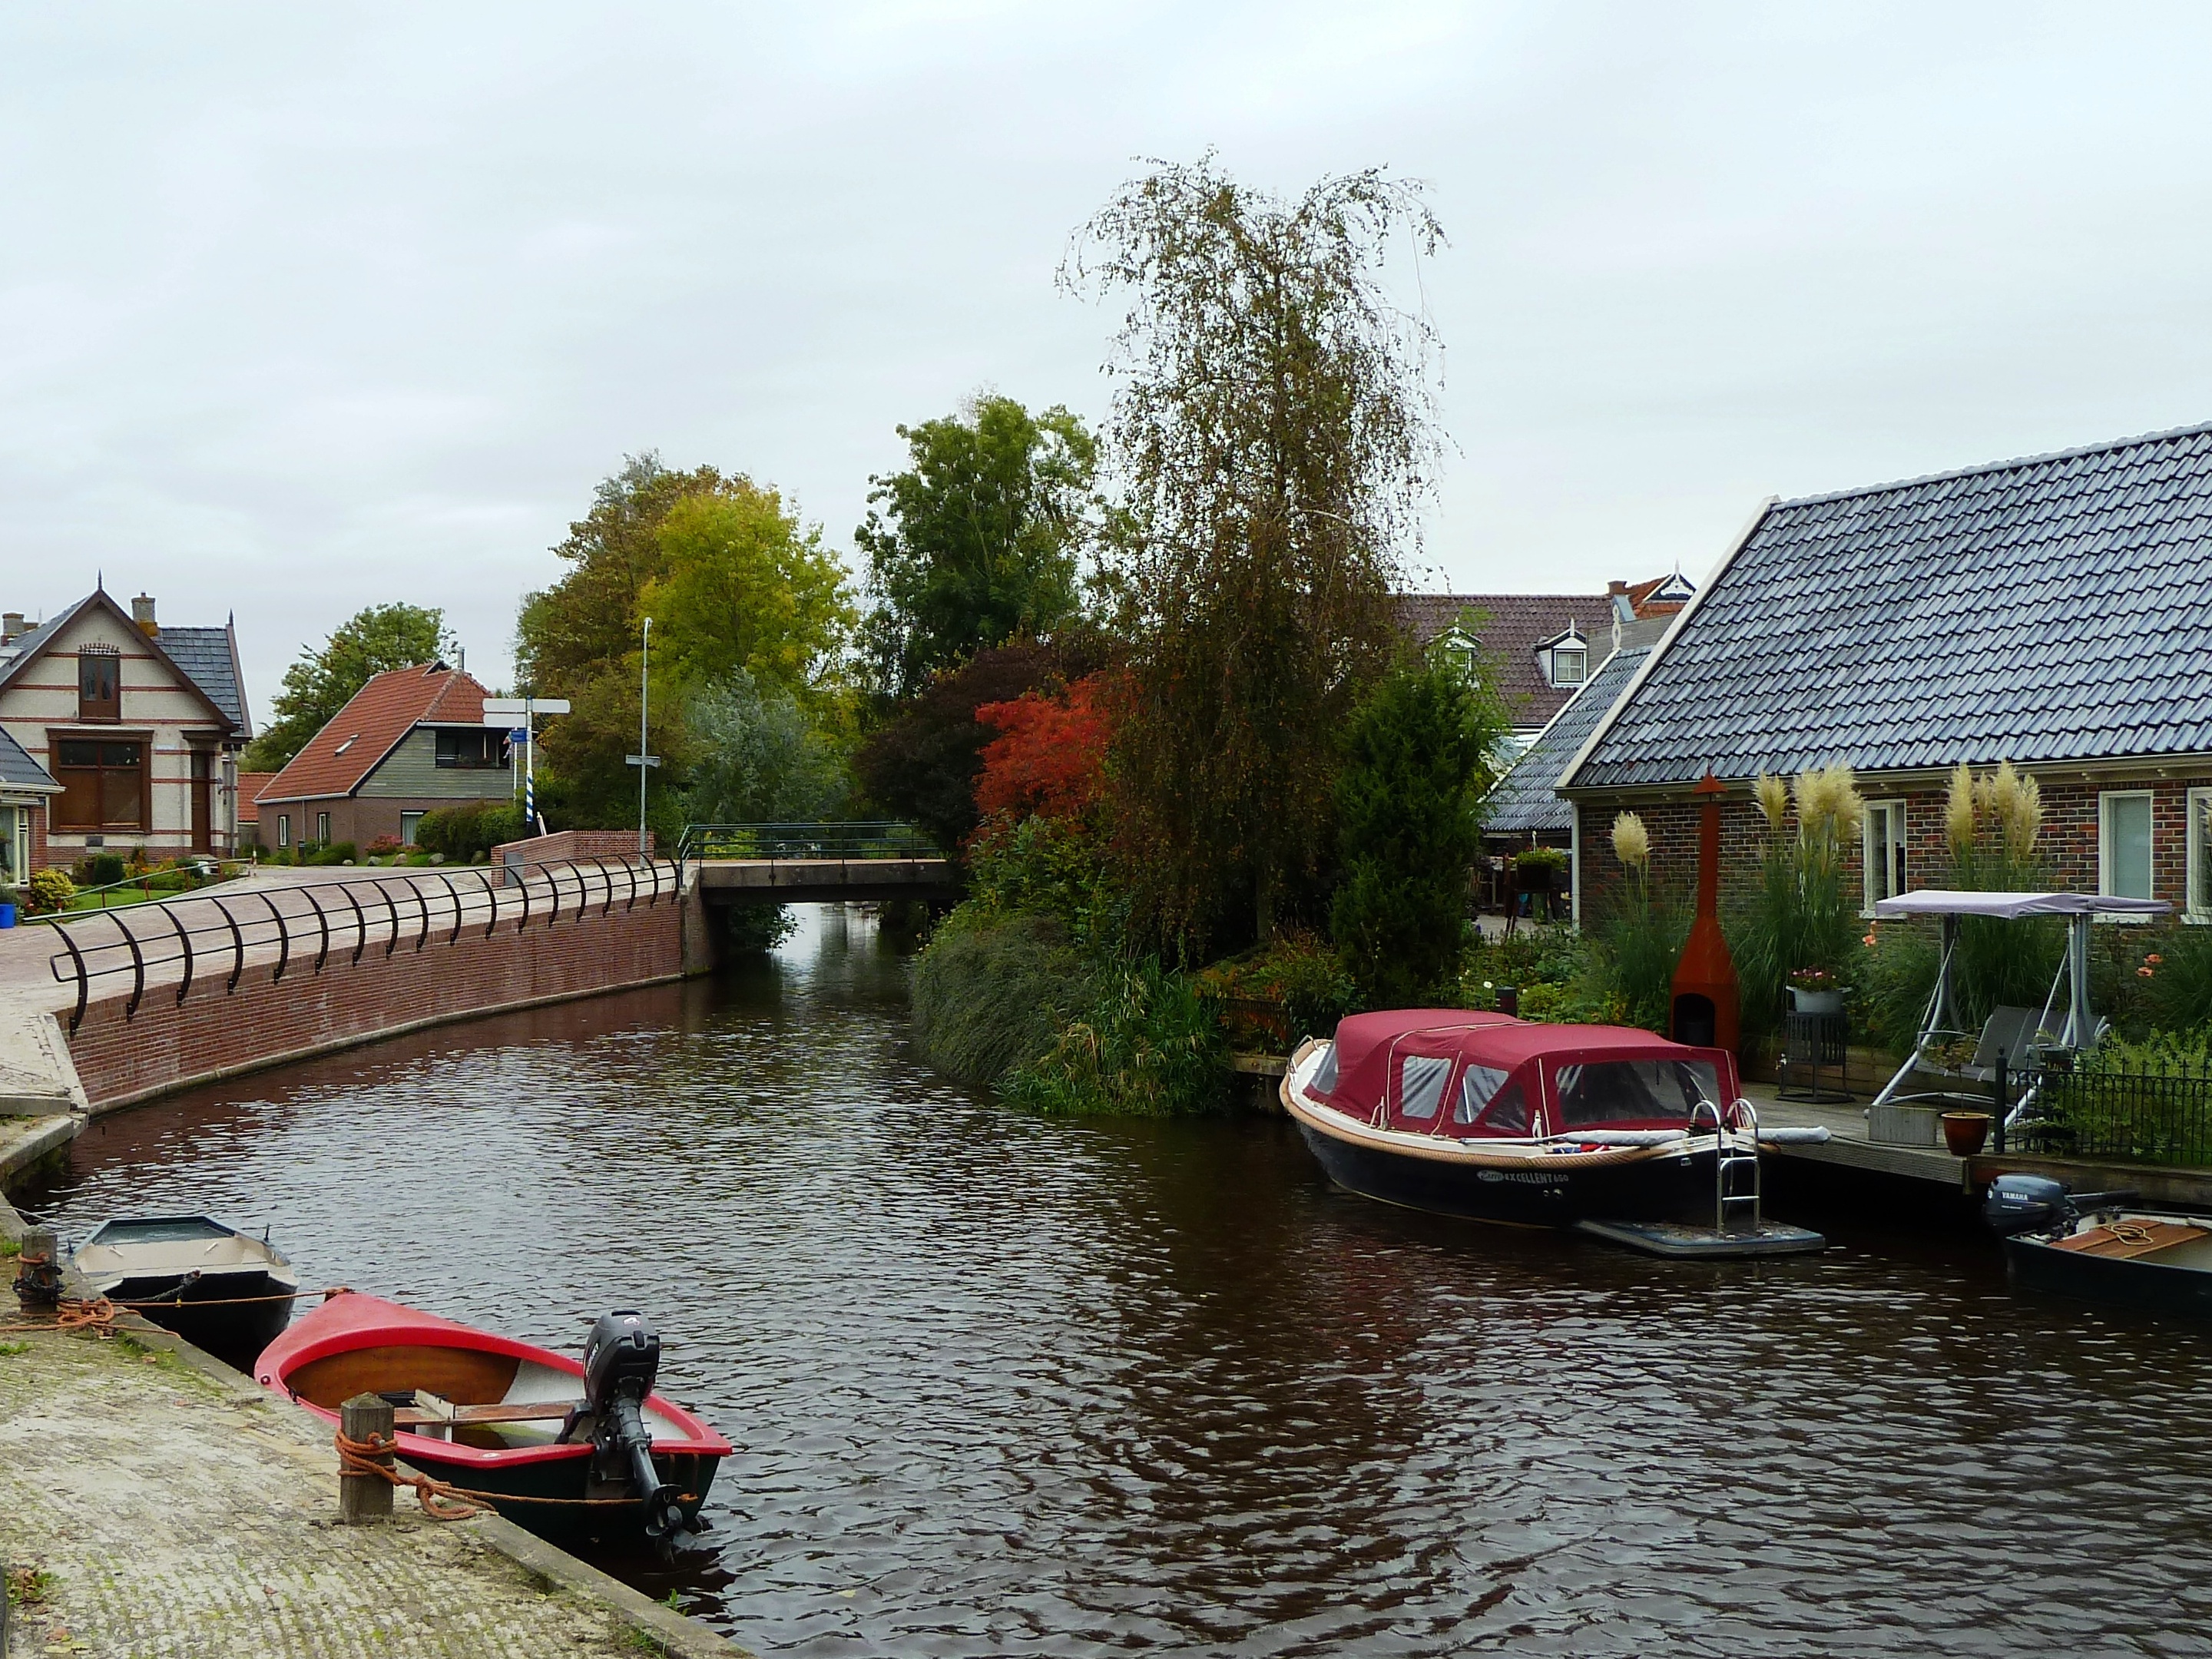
1310,1044 -> 1339,1096
1477,1081 -> 1530,1135
1554,1060 -> 1722,1128
1396,1055 -> 1452,1121
1452,1065 -> 1512,1124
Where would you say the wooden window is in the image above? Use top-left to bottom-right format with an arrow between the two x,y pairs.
435,729 -> 504,769
1865,800 -> 1908,911
77,648 -> 120,722
53,738 -> 146,831
2099,790 -> 2155,902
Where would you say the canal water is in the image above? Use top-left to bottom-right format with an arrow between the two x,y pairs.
22,908 -> 2212,1657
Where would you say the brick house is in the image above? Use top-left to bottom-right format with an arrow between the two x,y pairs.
0,588 -> 252,871
254,663 -> 509,851
1554,421 -> 2212,926
1399,573 -> 1695,751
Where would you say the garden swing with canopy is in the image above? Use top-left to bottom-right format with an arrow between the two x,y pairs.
1866,889 -> 2170,1121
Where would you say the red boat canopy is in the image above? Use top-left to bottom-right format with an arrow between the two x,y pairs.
1308,1009 -> 1737,1137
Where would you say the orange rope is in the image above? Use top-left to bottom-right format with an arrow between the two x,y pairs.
333,1429 -> 697,1518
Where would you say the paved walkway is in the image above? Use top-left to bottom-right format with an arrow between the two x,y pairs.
0,1321 -> 732,1657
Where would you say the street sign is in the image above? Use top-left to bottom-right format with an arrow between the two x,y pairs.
624,754 -> 662,768
481,697 -> 571,727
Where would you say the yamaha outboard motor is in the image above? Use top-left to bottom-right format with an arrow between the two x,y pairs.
580,1311 -> 687,1544
1984,1174 -> 2073,1237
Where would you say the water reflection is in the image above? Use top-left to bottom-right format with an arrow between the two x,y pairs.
22,907 -> 2212,1656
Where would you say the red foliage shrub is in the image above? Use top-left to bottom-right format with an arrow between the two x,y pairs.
975,674 -> 1113,824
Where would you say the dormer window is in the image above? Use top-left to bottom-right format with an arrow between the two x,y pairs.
1534,626 -> 1590,690
78,647 -> 120,721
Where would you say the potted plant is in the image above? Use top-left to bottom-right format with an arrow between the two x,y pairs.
0,882 -> 17,929
1512,846 -> 1568,892
1786,966 -> 1844,1016
1941,1110 -> 1992,1157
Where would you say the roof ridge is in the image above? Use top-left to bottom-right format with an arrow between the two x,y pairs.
1779,416 -> 2212,510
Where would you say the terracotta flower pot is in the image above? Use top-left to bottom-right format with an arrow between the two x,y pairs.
1942,1111 -> 1992,1157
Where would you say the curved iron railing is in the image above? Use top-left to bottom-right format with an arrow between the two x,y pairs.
47,857 -> 679,1036
674,822 -> 938,864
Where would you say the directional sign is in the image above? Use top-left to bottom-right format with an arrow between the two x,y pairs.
624,754 -> 662,768
481,697 -> 571,727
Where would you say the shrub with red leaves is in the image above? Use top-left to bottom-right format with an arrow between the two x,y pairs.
975,674 -> 1112,825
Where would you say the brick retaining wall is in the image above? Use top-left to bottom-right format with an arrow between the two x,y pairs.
65,899 -> 683,1114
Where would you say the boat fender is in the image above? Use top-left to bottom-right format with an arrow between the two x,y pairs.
1757,1127 -> 1832,1146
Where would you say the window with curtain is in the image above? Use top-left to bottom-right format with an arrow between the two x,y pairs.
1865,800 -> 1907,909
77,649 -> 120,721
2100,791 -> 2154,901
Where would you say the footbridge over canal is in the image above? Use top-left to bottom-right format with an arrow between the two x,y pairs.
678,822 -> 957,906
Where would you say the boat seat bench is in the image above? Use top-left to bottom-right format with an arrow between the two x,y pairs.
392,1398 -> 584,1427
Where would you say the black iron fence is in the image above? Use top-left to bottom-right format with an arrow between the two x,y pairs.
2005,1061 -> 2212,1168
47,857 -> 677,1036
675,822 -> 938,863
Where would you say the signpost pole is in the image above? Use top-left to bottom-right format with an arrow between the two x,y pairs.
638,618 -> 651,857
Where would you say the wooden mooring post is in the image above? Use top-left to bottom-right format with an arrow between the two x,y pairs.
12,1224 -> 61,1310
339,1392 -> 396,1525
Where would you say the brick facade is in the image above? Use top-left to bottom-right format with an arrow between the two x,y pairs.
492,830 -> 657,873
1574,767 -> 2212,921
65,898 -> 683,1114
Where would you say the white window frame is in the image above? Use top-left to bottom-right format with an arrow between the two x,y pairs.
400,810 -> 427,847
2186,787 -> 2212,922
276,813 -> 290,849
1551,647 -> 1587,687
2098,789 -> 2156,908
1864,799 -> 1907,913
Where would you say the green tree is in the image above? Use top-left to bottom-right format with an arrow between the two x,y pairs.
644,488 -> 855,707
1065,156 -> 1445,950
682,671 -> 848,823
517,456 -> 856,830
856,395 -> 1096,703
246,603 -> 455,770
1330,657 -> 1504,1008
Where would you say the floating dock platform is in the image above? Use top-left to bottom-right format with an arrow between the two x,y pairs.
1574,1217 -> 1827,1259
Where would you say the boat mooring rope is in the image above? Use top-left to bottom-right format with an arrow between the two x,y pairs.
334,1429 -> 700,1522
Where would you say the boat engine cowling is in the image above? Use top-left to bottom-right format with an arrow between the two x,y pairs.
581,1310 -> 687,1542
1984,1174 -> 2072,1237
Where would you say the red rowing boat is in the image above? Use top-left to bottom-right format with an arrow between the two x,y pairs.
256,1290 -> 730,1551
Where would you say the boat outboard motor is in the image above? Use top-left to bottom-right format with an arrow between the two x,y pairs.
580,1311 -> 687,1543
1984,1174 -> 2074,1237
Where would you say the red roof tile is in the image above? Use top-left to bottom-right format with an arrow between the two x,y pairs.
237,773 -> 279,816
257,665 -> 488,802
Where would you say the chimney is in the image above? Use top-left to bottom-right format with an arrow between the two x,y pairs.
1,613 -> 22,644
131,594 -> 159,637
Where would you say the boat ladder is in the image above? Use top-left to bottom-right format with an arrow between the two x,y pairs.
1717,1098 -> 1763,1233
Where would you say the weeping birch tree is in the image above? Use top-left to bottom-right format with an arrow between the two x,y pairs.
1063,156 -> 1445,950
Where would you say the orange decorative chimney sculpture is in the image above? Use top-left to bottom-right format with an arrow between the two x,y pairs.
1670,772 -> 1740,1052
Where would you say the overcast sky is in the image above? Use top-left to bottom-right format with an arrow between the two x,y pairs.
4,2 -> 2209,720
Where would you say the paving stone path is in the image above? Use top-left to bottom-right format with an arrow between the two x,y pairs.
0,1328 -> 645,1657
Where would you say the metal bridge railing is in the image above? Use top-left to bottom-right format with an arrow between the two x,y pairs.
674,822 -> 939,864
47,856 -> 679,1037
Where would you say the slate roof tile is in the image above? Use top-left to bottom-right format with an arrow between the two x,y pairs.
1569,420 -> 2212,790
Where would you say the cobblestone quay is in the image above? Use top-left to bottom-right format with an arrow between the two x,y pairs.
0,1317 -> 740,1657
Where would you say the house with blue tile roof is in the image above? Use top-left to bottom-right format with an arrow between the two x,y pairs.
1555,420 -> 2212,928
0,587 -> 251,872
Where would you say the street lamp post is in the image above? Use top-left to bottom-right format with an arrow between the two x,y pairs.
624,618 -> 661,858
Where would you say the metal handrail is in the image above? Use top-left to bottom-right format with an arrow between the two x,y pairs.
47,859 -> 678,1035
674,821 -> 939,865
